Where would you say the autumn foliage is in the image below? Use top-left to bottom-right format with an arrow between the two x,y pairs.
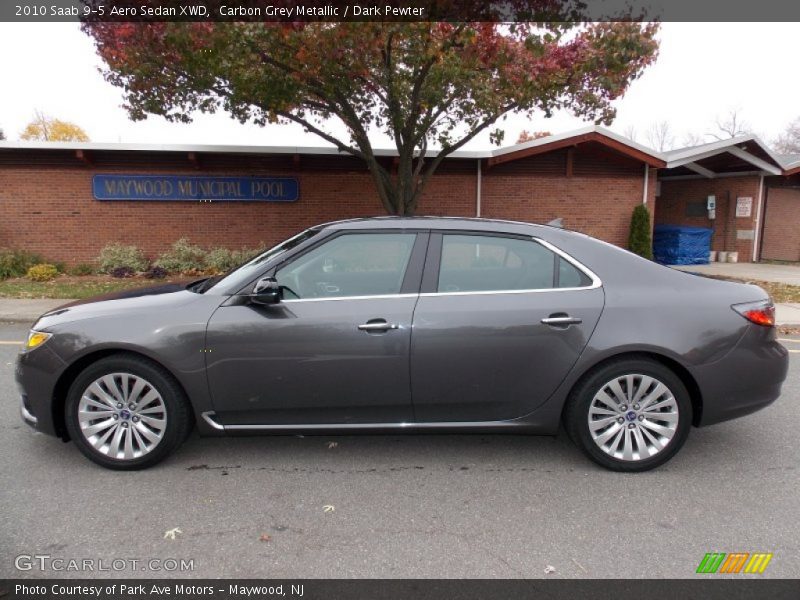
20,112 -> 90,142
83,13 -> 659,215
516,130 -> 553,144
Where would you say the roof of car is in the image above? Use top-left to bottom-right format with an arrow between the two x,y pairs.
317,216 -> 553,232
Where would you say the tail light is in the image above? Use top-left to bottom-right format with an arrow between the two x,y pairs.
732,300 -> 775,327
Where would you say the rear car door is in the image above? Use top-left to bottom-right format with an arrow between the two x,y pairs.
205,230 -> 427,426
410,232 -> 604,422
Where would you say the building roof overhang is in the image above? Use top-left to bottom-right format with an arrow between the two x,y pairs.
661,135 -> 786,178
0,125 -> 666,168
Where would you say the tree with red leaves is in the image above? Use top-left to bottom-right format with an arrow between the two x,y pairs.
83,12 -> 658,215
516,130 -> 553,144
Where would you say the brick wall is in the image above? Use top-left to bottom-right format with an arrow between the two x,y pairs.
655,176 -> 762,262
0,147 -> 650,265
481,148 -> 653,248
760,186 -> 800,261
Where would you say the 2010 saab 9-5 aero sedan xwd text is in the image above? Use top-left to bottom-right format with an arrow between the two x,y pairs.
17,218 -> 789,471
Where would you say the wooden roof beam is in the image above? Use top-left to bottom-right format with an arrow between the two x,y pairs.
684,162 -> 716,179
75,149 -> 93,166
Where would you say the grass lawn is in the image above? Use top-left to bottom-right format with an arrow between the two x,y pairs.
0,275 -> 186,300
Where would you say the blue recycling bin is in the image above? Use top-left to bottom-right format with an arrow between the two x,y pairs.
653,225 -> 713,265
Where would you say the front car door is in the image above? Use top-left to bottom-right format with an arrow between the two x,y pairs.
205,230 -> 428,426
410,231 -> 604,422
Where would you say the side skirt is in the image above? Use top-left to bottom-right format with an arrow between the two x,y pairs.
200,411 -> 550,435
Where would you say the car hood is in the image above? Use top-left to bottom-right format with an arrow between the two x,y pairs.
34,281 -> 208,329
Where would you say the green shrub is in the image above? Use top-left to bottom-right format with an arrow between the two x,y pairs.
69,263 -> 95,276
206,246 -> 260,274
27,263 -> 59,282
0,248 -> 44,279
155,238 -> 206,273
97,243 -> 148,274
628,204 -> 653,260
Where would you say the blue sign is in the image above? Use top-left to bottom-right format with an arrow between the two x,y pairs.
93,175 -> 299,202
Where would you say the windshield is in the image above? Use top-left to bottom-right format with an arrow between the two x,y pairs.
201,227 -> 322,294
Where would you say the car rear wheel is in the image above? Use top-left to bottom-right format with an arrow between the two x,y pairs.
564,358 -> 692,472
65,354 -> 192,470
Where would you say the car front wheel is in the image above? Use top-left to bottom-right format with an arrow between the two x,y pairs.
65,354 -> 192,470
565,358 -> 692,472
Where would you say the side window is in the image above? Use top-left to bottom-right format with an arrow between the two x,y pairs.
437,234 -> 589,293
557,256 -> 591,288
275,233 -> 416,299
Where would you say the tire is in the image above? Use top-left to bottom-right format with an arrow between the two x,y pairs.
65,354 -> 192,470
564,357 -> 692,472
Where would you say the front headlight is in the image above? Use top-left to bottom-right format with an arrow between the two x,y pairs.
25,330 -> 52,351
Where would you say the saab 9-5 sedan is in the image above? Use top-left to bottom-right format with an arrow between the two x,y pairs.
16,217 -> 788,471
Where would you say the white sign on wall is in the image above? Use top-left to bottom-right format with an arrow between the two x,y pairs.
736,197 -> 753,218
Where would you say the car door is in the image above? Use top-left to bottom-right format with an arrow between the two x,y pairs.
410,232 -> 604,423
205,230 -> 428,426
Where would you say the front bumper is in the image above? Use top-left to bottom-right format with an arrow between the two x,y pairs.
15,343 -> 67,438
20,396 -> 38,428
691,325 -> 789,427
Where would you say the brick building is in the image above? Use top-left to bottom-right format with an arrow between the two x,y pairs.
0,126 -> 797,265
0,126 -> 661,265
655,136 -> 799,263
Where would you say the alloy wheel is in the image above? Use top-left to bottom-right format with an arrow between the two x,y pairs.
77,372 -> 167,460
587,374 -> 679,461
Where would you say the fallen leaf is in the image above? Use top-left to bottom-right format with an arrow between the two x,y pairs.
323,505 -> 335,513
571,557 -> 587,573
327,441 -> 338,449
163,527 -> 182,540
259,534 -> 272,542
544,565 -> 556,574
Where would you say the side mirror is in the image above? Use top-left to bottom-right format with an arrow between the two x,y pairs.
250,276 -> 281,305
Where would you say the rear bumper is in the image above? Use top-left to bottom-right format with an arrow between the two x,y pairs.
691,326 -> 789,427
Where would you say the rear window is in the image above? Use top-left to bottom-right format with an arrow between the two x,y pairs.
437,234 -> 591,293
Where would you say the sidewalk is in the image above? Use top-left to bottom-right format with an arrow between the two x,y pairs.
777,304 -> 800,326
0,296 -> 798,326
672,262 -> 800,285
0,299 -> 73,324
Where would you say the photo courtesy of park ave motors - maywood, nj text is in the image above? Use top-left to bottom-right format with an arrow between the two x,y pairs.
1,0 -> 800,596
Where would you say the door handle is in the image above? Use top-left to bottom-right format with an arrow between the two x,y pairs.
541,316 -> 583,326
358,321 -> 399,332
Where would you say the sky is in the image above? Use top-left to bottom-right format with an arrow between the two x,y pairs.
0,22 -> 798,151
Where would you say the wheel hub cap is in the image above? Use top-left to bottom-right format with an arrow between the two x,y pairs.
77,373 -> 167,460
587,374 -> 679,462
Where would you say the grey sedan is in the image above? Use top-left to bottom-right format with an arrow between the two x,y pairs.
16,217 -> 789,471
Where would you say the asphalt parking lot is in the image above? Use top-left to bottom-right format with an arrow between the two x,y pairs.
1,321 -> 798,579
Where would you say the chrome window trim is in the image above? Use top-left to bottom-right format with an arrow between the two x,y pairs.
418,286 -> 596,298
536,237 -> 602,288
421,235 -> 601,297
281,293 -> 419,304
